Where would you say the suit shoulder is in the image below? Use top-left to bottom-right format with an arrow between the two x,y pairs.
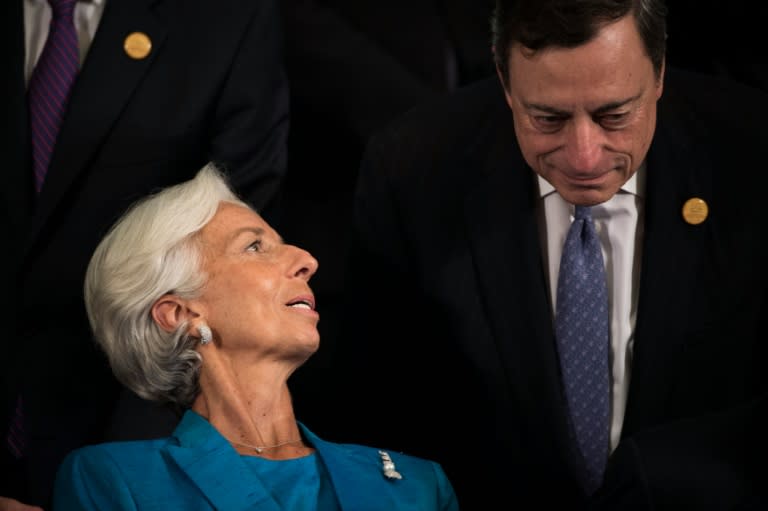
60,438 -> 169,474
666,66 -> 768,102
54,440 -> 172,509
361,76 -> 514,194
660,67 -> 768,180
663,67 -> 768,125
368,76 -> 508,152
185,0 -> 277,16
165,0 -> 280,34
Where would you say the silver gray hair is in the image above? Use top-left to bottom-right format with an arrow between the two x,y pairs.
84,163 -> 249,408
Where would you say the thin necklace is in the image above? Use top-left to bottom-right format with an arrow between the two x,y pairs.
229,437 -> 303,454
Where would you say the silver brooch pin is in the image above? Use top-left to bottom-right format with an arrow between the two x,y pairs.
379,450 -> 402,480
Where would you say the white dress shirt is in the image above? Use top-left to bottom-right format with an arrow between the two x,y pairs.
537,168 -> 645,451
24,0 -> 106,84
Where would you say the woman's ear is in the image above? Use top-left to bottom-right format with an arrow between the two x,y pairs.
151,294 -> 197,333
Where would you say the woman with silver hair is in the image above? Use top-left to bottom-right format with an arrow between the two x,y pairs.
52,163 -> 459,510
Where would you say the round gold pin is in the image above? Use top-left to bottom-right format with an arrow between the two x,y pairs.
682,197 -> 708,225
124,32 -> 152,60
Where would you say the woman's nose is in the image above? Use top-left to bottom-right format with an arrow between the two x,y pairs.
290,246 -> 319,280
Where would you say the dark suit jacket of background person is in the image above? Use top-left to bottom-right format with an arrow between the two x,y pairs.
279,0 -> 496,419
0,0 -> 288,505
330,68 -> 768,508
665,0 -> 768,93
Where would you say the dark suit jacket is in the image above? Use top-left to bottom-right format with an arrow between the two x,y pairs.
592,394 -> 768,510
330,68 -> 768,509
0,0 -> 288,505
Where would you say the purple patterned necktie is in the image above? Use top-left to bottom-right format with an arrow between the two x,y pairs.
28,0 -> 79,194
555,205 -> 611,494
5,395 -> 27,459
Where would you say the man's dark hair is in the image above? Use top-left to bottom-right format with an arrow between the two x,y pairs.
491,0 -> 667,87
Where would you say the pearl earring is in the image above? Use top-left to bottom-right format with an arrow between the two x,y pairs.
198,325 -> 212,345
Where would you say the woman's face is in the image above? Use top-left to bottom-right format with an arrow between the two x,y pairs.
193,203 -> 320,362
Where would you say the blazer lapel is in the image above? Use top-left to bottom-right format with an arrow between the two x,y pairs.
302,425 -> 402,511
29,0 -> 167,247
622,96 -> 717,434
164,411 -> 281,511
463,113 -> 577,474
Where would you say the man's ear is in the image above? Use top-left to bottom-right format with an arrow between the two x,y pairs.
151,294 -> 198,333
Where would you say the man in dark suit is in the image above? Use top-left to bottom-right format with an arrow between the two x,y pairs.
0,0 -> 288,507
331,0 -> 768,508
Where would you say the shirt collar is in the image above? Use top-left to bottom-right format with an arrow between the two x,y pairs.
536,162 -> 645,201
29,0 -> 103,5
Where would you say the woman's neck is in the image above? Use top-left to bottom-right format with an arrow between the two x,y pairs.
192,357 -> 311,459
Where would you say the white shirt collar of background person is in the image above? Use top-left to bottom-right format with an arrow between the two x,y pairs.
536,163 -> 645,452
24,0 -> 106,84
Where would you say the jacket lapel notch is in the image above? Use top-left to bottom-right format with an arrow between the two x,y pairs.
165,411 -> 279,510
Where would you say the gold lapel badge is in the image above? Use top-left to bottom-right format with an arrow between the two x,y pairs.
124,32 -> 152,60
682,197 -> 708,225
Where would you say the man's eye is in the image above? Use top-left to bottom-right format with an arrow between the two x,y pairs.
598,113 -> 629,128
246,240 -> 262,252
532,115 -> 564,132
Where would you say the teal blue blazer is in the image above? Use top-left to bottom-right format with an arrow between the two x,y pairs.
52,410 -> 459,510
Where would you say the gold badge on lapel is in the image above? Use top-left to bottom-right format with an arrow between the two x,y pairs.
682,197 -> 708,225
124,32 -> 152,60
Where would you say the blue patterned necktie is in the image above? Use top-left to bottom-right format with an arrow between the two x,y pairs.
555,205 -> 611,494
28,0 -> 80,194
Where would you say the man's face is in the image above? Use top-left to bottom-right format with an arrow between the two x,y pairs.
499,15 -> 664,206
